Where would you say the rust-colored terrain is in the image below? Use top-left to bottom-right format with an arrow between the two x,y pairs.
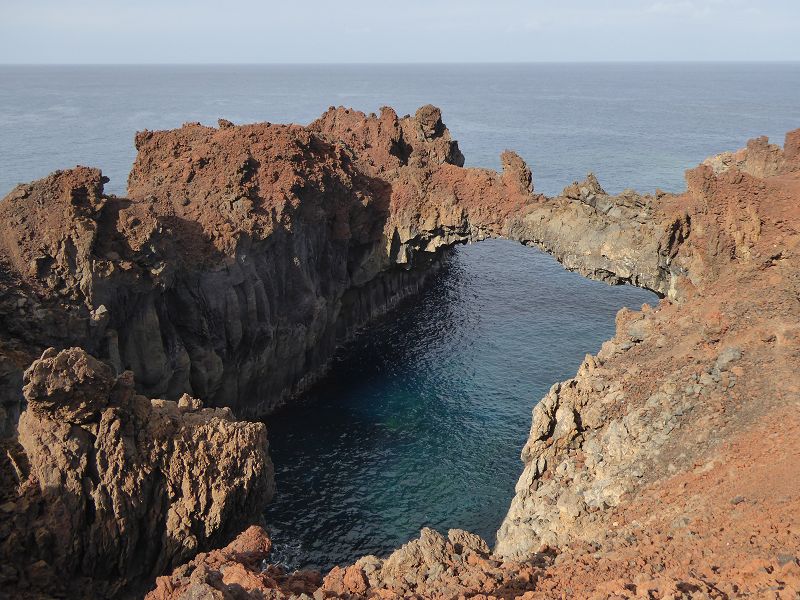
0,107 -> 798,599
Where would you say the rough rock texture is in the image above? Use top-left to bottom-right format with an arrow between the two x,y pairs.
0,347 -> 273,598
146,526 -> 326,600
148,526 -> 550,600
2,108 -> 800,599
0,104 -> 685,424
506,177 -> 686,298
0,343 -> 25,437
0,106 -> 530,419
493,130 -> 800,596
145,129 -> 800,599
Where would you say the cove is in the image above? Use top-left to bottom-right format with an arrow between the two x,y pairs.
263,239 -> 655,570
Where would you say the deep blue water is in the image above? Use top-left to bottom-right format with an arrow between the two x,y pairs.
264,240 -> 653,569
0,64 -> 797,570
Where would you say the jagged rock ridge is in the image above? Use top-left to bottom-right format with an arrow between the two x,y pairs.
1,107 -> 798,598
0,106 -> 532,421
145,127 -> 800,599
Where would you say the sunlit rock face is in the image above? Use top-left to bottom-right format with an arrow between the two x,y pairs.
2,101 -> 798,599
0,104 -> 684,422
3,347 -> 272,597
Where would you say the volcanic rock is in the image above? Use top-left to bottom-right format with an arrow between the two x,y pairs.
0,347 -> 272,598
1,108 -> 799,599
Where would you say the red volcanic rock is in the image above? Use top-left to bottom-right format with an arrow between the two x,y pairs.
496,131 -> 800,596
147,128 -> 800,600
147,526 -> 324,600
0,166 -> 107,282
148,526 -> 548,600
1,106 -> 799,599
0,106 -> 535,418
783,128 -> 800,168
501,149 -> 534,193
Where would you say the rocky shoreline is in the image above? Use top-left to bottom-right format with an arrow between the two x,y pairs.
0,107 -> 798,598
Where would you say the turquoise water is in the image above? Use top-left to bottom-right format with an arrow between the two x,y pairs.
1,63 -> 797,570
264,240 -> 654,569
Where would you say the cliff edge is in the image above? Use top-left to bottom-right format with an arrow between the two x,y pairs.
146,129 -> 800,599
0,109 -> 798,598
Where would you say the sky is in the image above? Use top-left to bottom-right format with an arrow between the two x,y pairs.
0,0 -> 798,64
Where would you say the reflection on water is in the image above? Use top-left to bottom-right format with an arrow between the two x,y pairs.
263,240 -> 655,570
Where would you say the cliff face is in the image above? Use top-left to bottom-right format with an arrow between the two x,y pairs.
1,347 -> 272,598
1,108 -> 799,598
0,106 -> 531,420
0,104 -> 534,597
145,129 -> 800,599
491,130 -> 800,595
506,176 -> 689,298
0,104 -> 679,426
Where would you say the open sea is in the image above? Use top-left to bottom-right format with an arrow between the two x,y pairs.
1,63 -> 797,570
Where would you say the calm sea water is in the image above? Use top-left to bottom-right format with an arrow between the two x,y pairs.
1,64 -> 799,197
264,240 -> 653,569
1,64 -> 798,570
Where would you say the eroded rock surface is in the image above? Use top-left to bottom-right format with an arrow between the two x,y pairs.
0,105 -> 675,421
148,526 -> 550,600
0,106 -> 531,419
146,129 -> 800,599
1,108 -> 799,599
0,347 -> 272,598
493,130 -> 800,596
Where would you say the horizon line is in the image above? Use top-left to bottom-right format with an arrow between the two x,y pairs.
2,60 -> 800,67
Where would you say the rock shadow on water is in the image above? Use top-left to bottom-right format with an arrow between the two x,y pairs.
262,239 -> 656,571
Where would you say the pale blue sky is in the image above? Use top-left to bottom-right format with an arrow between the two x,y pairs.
0,0 -> 798,63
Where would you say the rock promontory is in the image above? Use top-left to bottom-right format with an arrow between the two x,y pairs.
0,107 -> 798,598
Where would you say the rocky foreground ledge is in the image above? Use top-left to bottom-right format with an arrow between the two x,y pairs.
0,108 -> 798,598
0,347 -> 272,598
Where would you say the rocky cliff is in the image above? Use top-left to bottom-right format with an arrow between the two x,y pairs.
140,128 -> 800,599
1,108 -> 798,598
489,130 -> 800,596
0,347 -> 272,598
0,106 -> 532,422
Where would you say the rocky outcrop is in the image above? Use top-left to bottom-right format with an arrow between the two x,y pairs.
0,104 -> 690,424
0,104 -> 699,425
505,178 -> 684,298
2,107 -> 799,598
0,106 -> 532,419
702,129 -> 800,178
148,526 -> 550,600
146,526 -> 325,600
319,527 -> 546,599
0,347 -> 272,598
146,128 -> 800,599
491,130 -> 800,596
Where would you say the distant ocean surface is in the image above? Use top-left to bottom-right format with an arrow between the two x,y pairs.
1,64 -> 797,570
1,64 -> 799,197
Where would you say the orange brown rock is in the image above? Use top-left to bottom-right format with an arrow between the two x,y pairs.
0,107 -> 798,599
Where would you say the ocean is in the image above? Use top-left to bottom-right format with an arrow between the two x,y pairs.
1,63 -> 797,569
